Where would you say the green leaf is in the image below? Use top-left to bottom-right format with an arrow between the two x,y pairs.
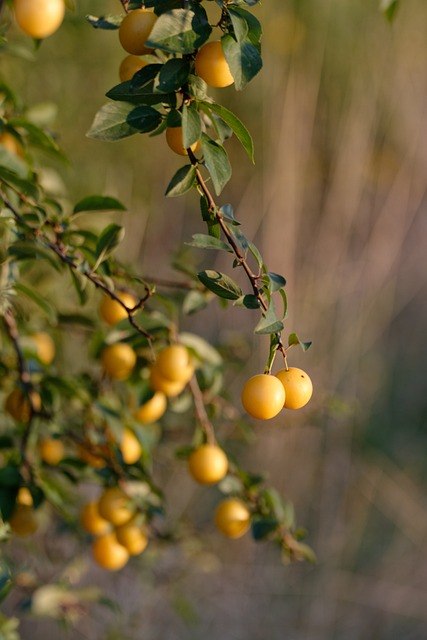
251,517 -> 279,541
145,7 -> 212,54
200,101 -> 254,163
228,6 -> 262,45
86,14 -> 122,29
73,195 -> 127,214
127,105 -> 163,134
288,332 -> 312,351
182,103 -> 202,148
268,272 -> 286,292
187,74 -> 207,100
8,241 -> 62,271
228,8 -> 249,42
69,268 -> 88,306
0,465 -> 22,488
95,224 -> 125,262
222,34 -> 263,91
8,118 -> 62,156
157,58 -> 190,92
200,133 -> 231,196
248,241 -> 263,268
87,102 -> 139,141
0,166 -> 39,199
380,0 -> 399,21
279,288 -> 288,320
0,488 -> 19,522
187,233 -> 231,252
88,102 -> 161,140
197,270 -> 242,300
255,306 -> 284,335
233,294 -> 260,309
165,164 -> 196,197
219,203 -> 240,225
14,283 -> 57,322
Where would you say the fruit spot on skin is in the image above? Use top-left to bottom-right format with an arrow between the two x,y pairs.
275,367 -> 313,410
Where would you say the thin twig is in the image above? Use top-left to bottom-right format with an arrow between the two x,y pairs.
187,152 -> 268,312
188,376 -> 216,445
0,189 -> 154,341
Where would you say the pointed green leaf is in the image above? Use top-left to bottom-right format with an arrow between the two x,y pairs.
182,103 -> 202,148
86,14 -> 121,29
187,234 -> 231,252
268,272 -> 286,292
197,270 -> 242,300
69,268 -> 88,305
73,195 -> 126,214
233,294 -> 260,309
255,306 -> 284,335
165,164 -> 196,197
86,102 -> 139,141
222,34 -> 263,91
95,224 -> 125,262
200,133 -> 231,196
200,101 -> 254,162
157,58 -> 190,92
145,7 -> 212,54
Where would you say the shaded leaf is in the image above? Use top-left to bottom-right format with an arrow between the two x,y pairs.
95,224 -> 125,262
73,195 -> 126,214
86,102 -> 139,141
200,101 -> 254,162
197,270 -> 242,300
255,306 -> 284,335
165,164 -> 196,197
200,133 -> 231,196
157,58 -> 190,92
233,294 -> 260,309
182,103 -> 202,148
222,34 -> 262,91
145,7 -> 212,54
187,233 -> 231,252
86,14 -> 122,29
251,517 -> 279,541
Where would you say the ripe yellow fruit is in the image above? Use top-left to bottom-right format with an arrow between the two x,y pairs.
97,487 -> 134,527
14,0 -> 65,39
118,9 -> 157,56
188,444 -> 228,485
38,437 -> 64,465
156,344 -> 194,383
134,391 -> 167,423
120,428 -> 141,465
195,41 -> 234,88
0,131 -> 23,156
149,365 -> 186,398
92,532 -> 129,571
31,332 -> 55,365
115,519 -> 148,556
99,292 -> 136,326
166,127 -> 200,157
4,388 -> 42,422
101,343 -> 137,380
241,374 -> 285,420
214,498 -> 251,539
275,367 -> 313,410
78,444 -> 107,469
9,504 -> 39,536
17,487 -> 33,506
80,501 -> 110,536
119,55 -> 147,82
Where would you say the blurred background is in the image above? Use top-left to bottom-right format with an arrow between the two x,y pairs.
2,0 -> 427,637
